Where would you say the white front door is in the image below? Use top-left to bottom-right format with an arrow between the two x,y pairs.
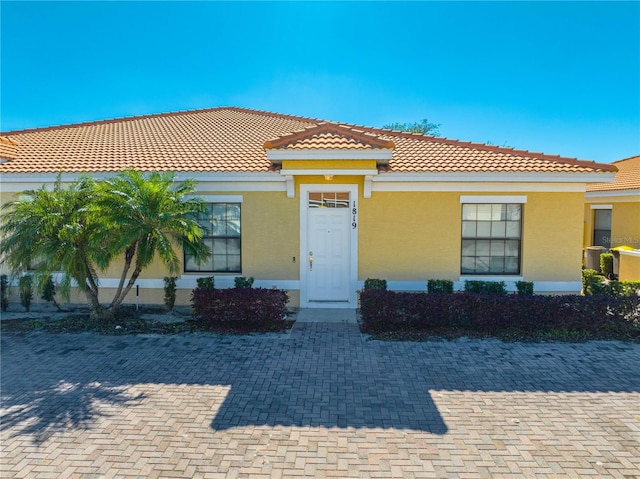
308,207 -> 350,301
300,185 -> 358,307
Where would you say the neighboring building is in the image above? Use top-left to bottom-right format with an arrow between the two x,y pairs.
585,155 -> 640,280
0,107 -> 617,307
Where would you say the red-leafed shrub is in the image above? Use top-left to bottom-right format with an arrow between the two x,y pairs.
360,289 -> 640,337
191,287 -> 289,331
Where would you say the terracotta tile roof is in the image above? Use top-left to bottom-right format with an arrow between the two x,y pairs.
0,106 -> 617,174
586,155 -> 640,192
0,136 -> 19,160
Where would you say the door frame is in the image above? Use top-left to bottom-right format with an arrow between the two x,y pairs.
300,184 -> 359,308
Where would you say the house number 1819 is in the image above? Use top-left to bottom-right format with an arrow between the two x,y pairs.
352,201 -> 357,229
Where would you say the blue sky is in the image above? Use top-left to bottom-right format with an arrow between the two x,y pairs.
1,1 -> 638,163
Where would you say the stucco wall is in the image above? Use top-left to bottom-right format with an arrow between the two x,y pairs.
619,250 -> 640,281
0,181 -> 589,307
584,195 -> 640,249
359,191 -> 584,283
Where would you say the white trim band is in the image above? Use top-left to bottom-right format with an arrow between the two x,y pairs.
460,195 -> 528,203
267,149 -> 393,161
280,169 -> 379,176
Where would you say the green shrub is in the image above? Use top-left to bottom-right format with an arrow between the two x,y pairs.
582,269 -> 605,295
592,280 -> 640,297
622,281 -> 640,296
41,274 -> 64,311
516,281 -> 534,295
364,278 -> 387,290
196,276 -> 215,290
163,276 -> 177,311
18,274 -> 33,312
427,279 -> 454,294
464,280 -> 507,295
1,274 -> 8,312
234,276 -> 255,289
600,253 -> 614,278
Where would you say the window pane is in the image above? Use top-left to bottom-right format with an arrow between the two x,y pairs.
461,239 -> 476,256
476,240 -> 490,256
506,221 -> 520,238
213,254 -> 228,271
593,229 -> 611,248
490,240 -> 505,256
335,192 -> 350,207
505,257 -> 519,273
505,240 -> 520,256
476,257 -> 490,273
213,238 -> 227,255
227,255 -> 241,272
227,219 -> 241,237
309,192 -> 323,208
491,221 -> 506,238
477,204 -> 492,221
462,221 -> 477,237
490,257 -> 505,273
476,222 -> 491,237
491,204 -> 505,221
462,204 -> 477,220
594,209 -> 612,229
227,238 -> 241,255
461,256 -> 476,274
227,203 -> 241,220
506,204 -> 521,221
212,203 -> 226,219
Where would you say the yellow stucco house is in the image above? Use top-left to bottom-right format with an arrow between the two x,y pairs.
0,107 -> 617,307
585,155 -> 640,280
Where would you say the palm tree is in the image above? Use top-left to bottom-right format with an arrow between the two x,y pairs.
94,170 -> 210,312
0,176 -> 108,317
1,171 -> 210,321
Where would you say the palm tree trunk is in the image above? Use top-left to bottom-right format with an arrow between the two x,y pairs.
83,286 -> 113,322
109,242 -> 137,309
109,263 -> 143,312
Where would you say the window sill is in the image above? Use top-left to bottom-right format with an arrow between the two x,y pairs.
459,275 -> 524,282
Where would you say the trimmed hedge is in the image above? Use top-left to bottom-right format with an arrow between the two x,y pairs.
360,289 -> 640,335
364,278 -> 387,290
427,279 -> 454,294
582,268 -> 640,297
600,253 -> 614,278
515,281 -> 534,295
191,287 -> 289,331
234,276 -> 255,288
464,280 -> 507,295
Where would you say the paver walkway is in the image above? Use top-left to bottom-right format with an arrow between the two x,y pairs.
1,315 -> 639,478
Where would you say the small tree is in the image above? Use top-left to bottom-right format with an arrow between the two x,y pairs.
41,275 -> 64,311
0,176 -> 107,318
163,276 -> 177,311
1,274 -> 9,312
18,274 -> 33,311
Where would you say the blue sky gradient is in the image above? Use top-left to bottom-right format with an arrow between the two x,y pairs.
1,1 -> 638,163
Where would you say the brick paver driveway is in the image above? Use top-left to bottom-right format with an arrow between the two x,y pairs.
2,322 -> 639,478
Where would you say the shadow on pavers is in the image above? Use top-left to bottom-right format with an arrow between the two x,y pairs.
2,322 -> 639,441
